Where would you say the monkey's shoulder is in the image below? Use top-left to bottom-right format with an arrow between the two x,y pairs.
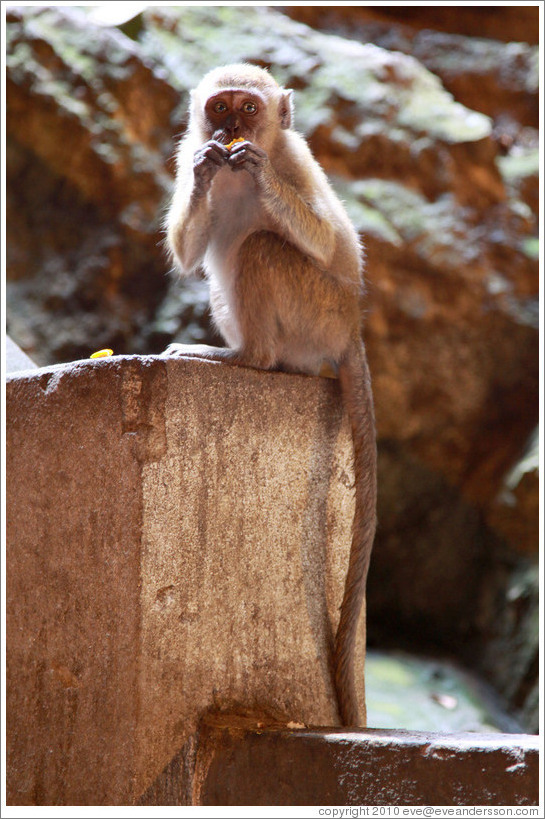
273,131 -> 342,204
271,132 -> 317,179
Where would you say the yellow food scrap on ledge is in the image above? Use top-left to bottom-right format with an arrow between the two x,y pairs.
90,348 -> 114,359
225,137 -> 245,150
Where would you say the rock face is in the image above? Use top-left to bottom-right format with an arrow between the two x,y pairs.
6,5 -> 180,362
280,5 -> 540,46
6,5 -> 539,730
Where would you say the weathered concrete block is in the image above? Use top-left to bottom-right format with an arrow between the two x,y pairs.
186,717 -> 539,806
7,355 -> 362,805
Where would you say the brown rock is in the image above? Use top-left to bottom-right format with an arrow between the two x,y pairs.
486,429 -> 538,555
280,5 -> 539,46
6,5 -> 179,364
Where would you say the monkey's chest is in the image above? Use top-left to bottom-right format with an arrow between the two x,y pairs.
208,168 -> 267,248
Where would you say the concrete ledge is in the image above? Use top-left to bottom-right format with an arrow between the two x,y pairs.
7,354 -> 363,805
9,355 -> 537,807
175,717 -> 538,807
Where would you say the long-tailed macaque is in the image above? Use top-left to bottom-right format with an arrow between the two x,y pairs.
164,64 -> 377,726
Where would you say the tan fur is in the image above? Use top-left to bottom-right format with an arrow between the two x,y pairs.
165,64 -> 377,726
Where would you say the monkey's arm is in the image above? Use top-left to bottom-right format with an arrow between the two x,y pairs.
167,140 -> 229,274
167,189 -> 211,275
229,142 -> 336,268
261,170 -> 336,268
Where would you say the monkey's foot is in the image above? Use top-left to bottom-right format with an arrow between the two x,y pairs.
161,343 -> 281,372
161,343 -> 241,364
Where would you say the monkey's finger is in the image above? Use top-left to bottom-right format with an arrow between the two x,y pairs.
196,141 -> 229,162
231,141 -> 266,156
197,148 -> 226,166
195,157 -> 222,174
229,147 -> 265,164
204,143 -> 229,159
228,140 -> 252,155
227,146 -> 263,163
228,151 -> 249,166
230,148 -> 267,167
228,153 -> 264,171
207,140 -> 230,157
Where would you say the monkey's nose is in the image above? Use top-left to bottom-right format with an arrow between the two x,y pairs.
225,114 -> 241,134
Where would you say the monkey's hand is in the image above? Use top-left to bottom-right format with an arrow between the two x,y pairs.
193,140 -> 230,191
228,141 -> 268,177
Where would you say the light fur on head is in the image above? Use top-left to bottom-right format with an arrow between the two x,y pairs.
190,63 -> 293,133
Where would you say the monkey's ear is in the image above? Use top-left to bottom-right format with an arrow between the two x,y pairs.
278,90 -> 293,129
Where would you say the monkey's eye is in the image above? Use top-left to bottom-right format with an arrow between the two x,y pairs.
242,101 -> 257,114
213,101 -> 228,114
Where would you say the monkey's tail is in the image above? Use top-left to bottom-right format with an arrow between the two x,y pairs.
335,336 -> 377,726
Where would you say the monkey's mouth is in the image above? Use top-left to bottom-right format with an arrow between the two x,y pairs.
213,128 -> 251,145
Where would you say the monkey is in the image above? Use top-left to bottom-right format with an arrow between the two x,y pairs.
163,64 -> 377,727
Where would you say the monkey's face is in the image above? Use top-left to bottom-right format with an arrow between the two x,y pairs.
203,90 -> 268,146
